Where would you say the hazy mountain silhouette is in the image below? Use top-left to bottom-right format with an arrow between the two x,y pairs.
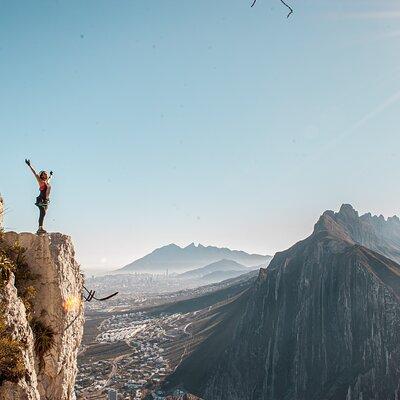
165,204 -> 400,400
200,269 -> 249,283
177,259 -> 249,280
116,243 -> 271,273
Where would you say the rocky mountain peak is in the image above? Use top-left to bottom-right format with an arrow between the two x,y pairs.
338,203 -> 359,219
119,242 -> 270,273
312,204 -> 400,263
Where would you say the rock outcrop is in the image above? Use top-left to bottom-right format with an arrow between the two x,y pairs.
166,205 -> 400,400
0,273 -> 40,400
0,232 -> 84,400
315,204 -> 400,263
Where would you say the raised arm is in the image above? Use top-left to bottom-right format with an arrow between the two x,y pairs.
45,171 -> 53,199
45,184 -> 51,199
25,159 -> 41,184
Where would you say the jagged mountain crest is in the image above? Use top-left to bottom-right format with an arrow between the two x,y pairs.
312,203 -> 400,263
117,242 -> 271,273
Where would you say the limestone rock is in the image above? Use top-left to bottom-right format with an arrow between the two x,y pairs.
0,232 -> 84,400
0,274 -> 40,400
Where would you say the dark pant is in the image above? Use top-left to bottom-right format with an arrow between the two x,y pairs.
39,206 -> 46,227
36,196 -> 48,227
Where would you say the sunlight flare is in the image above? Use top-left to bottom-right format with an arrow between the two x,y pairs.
63,295 -> 81,313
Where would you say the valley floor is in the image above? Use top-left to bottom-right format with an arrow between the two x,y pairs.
76,273 -> 255,399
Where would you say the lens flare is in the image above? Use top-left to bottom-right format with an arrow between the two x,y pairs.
63,295 -> 81,313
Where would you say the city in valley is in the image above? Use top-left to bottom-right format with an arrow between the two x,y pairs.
75,251 -> 263,400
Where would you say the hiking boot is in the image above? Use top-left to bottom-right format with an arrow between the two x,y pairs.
36,227 -> 47,235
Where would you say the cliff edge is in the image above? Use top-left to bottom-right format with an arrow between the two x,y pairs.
0,232 -> 84,400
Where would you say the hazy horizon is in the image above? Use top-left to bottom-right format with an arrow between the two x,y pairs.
2,0 -> 400,270
72,202 -> 400,274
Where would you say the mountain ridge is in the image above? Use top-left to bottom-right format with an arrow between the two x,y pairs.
200,269 -> 249,283
116,243 -> 271,273
314,203 -> 400,261
177,259 -> 250,280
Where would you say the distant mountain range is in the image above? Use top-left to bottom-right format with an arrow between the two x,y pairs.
200,269 -> 248,283
116,243 -> 271,273
165,204 -> 400,400
177,259 -> 251,280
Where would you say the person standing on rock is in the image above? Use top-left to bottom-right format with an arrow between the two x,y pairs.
25,159 -> 53,235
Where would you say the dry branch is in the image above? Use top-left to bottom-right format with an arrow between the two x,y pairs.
251,0 -> 293,18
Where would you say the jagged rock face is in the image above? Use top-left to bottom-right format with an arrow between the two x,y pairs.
0,274 -> 40,400
0,232 -> 84,400
315,204 -> 400,263
167,205 -> 400,400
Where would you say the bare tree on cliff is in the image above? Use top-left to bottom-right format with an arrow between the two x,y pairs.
251,0 -> 293,18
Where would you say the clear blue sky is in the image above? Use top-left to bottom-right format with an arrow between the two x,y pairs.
1,0 -> 400,271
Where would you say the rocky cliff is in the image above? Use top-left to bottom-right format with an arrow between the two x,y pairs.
0,232 -> 84,400
166,204 -> 400,400
315,203 -> 400,263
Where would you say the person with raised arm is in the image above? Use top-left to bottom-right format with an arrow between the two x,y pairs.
25,159 -> 53,234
